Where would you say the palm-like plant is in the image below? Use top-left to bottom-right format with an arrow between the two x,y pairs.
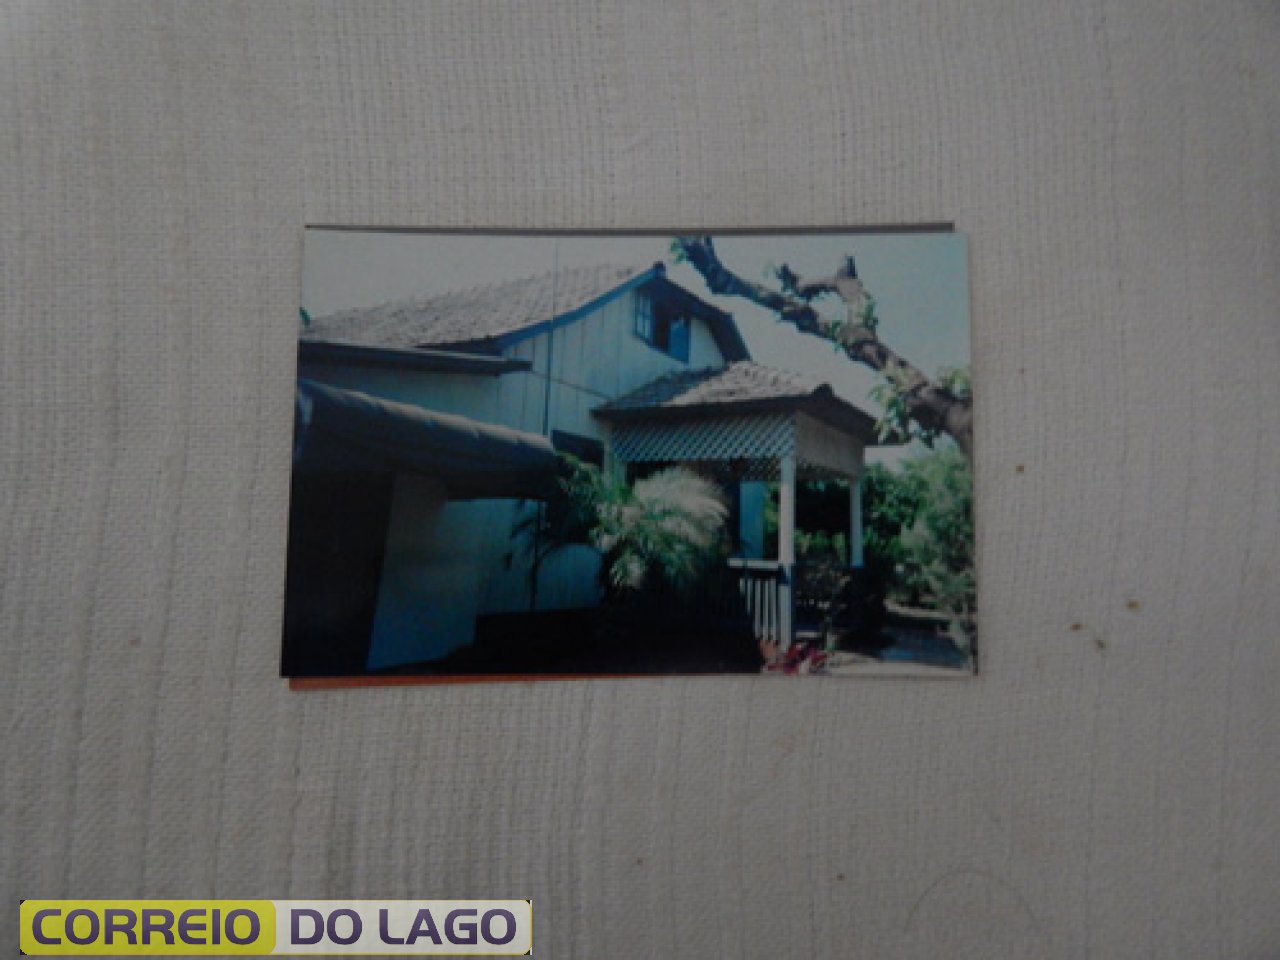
521,457 -> 729,597
595,466 -> 729,592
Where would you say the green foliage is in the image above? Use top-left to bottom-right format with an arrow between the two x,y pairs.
747,455 -> 974,643
898,450 -> 974,619
860,295 -> 879,332
861,450 -> 975,634
821,316 -> 846,348
759,479 -> 853,563
514,455 -> 610,568
795,529 -> 848,565
795,559 -> 853,650
937,365 -> 972,400
596,466 -> 730,592
869,362 -> 970,447
521,456 -> 729,598
868,364 -> 923,444
860,463 -> 922,571
812,293 -> 877,351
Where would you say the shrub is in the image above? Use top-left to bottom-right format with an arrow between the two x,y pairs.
521,457 -> 730,599
861,448 -> 975,634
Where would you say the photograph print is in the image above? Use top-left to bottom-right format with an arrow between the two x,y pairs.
283,229 -> 974,680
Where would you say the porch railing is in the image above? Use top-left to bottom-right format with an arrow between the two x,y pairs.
726,558 -> 792,649
725,559 -> 874,651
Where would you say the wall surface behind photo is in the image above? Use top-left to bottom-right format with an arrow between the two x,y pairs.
2,2 -> 1277,957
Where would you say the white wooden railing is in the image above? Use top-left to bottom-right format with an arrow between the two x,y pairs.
727,558 -> 793,649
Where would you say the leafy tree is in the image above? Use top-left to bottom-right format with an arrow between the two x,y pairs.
897,450 -> 974,620
671,236 -> 972,459
862,449 -> 974,628
860,463 -> 923,578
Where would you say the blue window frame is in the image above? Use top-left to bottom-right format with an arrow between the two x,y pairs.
634,294 -> 655,341
634,295 -> 690,362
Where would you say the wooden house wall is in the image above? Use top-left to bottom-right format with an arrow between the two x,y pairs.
296,290 -> 730,667
479,291 -> 725,614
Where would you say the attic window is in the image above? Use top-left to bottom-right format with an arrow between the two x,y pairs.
634,295 -> 691,362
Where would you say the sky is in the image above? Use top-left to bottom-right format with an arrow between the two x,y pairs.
301,230 -> 970,465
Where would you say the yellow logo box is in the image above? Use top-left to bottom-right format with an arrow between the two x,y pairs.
20,901 -> 532,956
21,902 -> 275,955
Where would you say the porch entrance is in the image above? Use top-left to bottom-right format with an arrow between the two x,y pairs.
593,363 -> 883,651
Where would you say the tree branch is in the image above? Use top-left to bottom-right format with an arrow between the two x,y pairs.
675,236 -> 824,335
673,236 -> 972,459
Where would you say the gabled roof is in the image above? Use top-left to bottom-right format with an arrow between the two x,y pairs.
593,362 -> 880,443
303,262 -> 749,361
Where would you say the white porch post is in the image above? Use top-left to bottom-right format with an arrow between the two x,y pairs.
849,473 -> 865,568
778,453 -> 797,649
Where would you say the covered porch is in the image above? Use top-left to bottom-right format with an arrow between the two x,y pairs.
593,362 -> 882,652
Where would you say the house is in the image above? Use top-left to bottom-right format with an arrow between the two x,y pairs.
284,262 -> 881,675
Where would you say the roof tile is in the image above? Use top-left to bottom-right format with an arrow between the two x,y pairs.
595,362 -> 830,412
304,263 -> 652,349
594,362 -> 880,443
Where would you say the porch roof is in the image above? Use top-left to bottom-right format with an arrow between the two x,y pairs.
594,363 -> 880,480
593,362 -> 879,444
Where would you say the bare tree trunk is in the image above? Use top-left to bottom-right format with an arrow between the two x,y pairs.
675,236 -> 972,460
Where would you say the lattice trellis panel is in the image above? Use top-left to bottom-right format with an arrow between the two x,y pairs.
608,414 -> 795,464
608,413 -> 860,481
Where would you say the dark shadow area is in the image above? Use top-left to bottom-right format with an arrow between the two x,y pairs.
381,598 -> 765,676
282,470 -> 394,676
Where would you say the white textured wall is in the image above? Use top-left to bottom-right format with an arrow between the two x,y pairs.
3,2 -> 1278,957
